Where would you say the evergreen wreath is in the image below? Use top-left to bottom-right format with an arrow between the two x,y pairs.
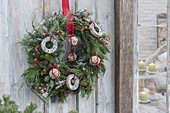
20,10 -> 110,103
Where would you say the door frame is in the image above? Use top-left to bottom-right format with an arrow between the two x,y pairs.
114,0 -> 138,112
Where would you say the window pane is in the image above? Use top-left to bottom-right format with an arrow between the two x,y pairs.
137,0 -> 167,113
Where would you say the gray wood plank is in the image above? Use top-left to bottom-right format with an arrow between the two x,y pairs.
7,0 -> 44,112
44,0 -> 61,17
96,0 -> 115,113
76,0 -> 97,113
0,0 -> 10,96
43,1 -> 77,113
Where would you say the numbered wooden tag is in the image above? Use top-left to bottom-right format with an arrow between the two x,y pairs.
66,74 -> 80,90
41,36 -> 58,53
89,22 -> 103,38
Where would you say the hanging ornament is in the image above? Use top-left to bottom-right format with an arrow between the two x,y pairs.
90,55 -> 101,66
89,22 -> 103,38
49,67 -> 60,79
67,50 -> 77,61
41,36 -> 58,53
66,74 -> 80,90
69,36 -> 79,46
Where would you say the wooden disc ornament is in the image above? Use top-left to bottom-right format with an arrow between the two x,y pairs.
67,50 -> 77,61
41,36 -> 58,53
89,22 -> 103,38
69,36 -> 79,46
90,55 -> 101,66
49,68 -> 60,79
66,74 -> 80,90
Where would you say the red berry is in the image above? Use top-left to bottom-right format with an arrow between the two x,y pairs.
90,72 -> 94,75
82,68 -> 86,72
99,62 -> 104,66
34,47 -> 38,51
107,38 -> 111,41
40,74 -> 44,76
89,20 -> 93,24
104,41 -> 109,45
84,26 -> 88,30
100,38 -> 103,42
82,68 -> 85,71
38,87 -> 42,90
42,33 -> 46,38
83,82 -> 88,87
35,61 -> 39,64
36,45 -> 40,48
73,65 -> 77,68
61,33 -> 65,37
44,77 -> 48,81
40,90 -> 44,94
82,18 -> 86,21
43,69 -> 47,73
64,93 -> 67,97
67,70 -> 70,74
34,58 -> 38,62
34,63 -> 38,66
56,31 -> 60,35
53,63 -> 57,66
36,51 -> 40,55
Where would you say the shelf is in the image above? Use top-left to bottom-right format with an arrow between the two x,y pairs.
137,24 -> 167,27
138,72 -> 167,79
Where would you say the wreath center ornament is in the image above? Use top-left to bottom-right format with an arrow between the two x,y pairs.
41,36 -> 58,53
20,10 -> 110,103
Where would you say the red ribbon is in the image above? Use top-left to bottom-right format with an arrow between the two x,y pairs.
62,0 -> 74,35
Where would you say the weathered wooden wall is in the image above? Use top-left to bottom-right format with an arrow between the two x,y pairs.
0,0 -> 114,113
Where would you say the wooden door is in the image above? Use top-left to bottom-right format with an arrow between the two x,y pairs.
0,0 -> 114,113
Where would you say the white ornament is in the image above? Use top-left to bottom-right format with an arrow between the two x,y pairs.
69,36 -> 79,46
89,22 -> 103,38
67,52 -> 77,61
49,68 -> 60,79
66,74 -> 80,90
41,36 -> 58,53
90,55 -> 101,66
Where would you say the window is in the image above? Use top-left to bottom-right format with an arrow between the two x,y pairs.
137,0 -> 168,112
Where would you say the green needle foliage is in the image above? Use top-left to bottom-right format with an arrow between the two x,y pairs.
0,95 -> 40,113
